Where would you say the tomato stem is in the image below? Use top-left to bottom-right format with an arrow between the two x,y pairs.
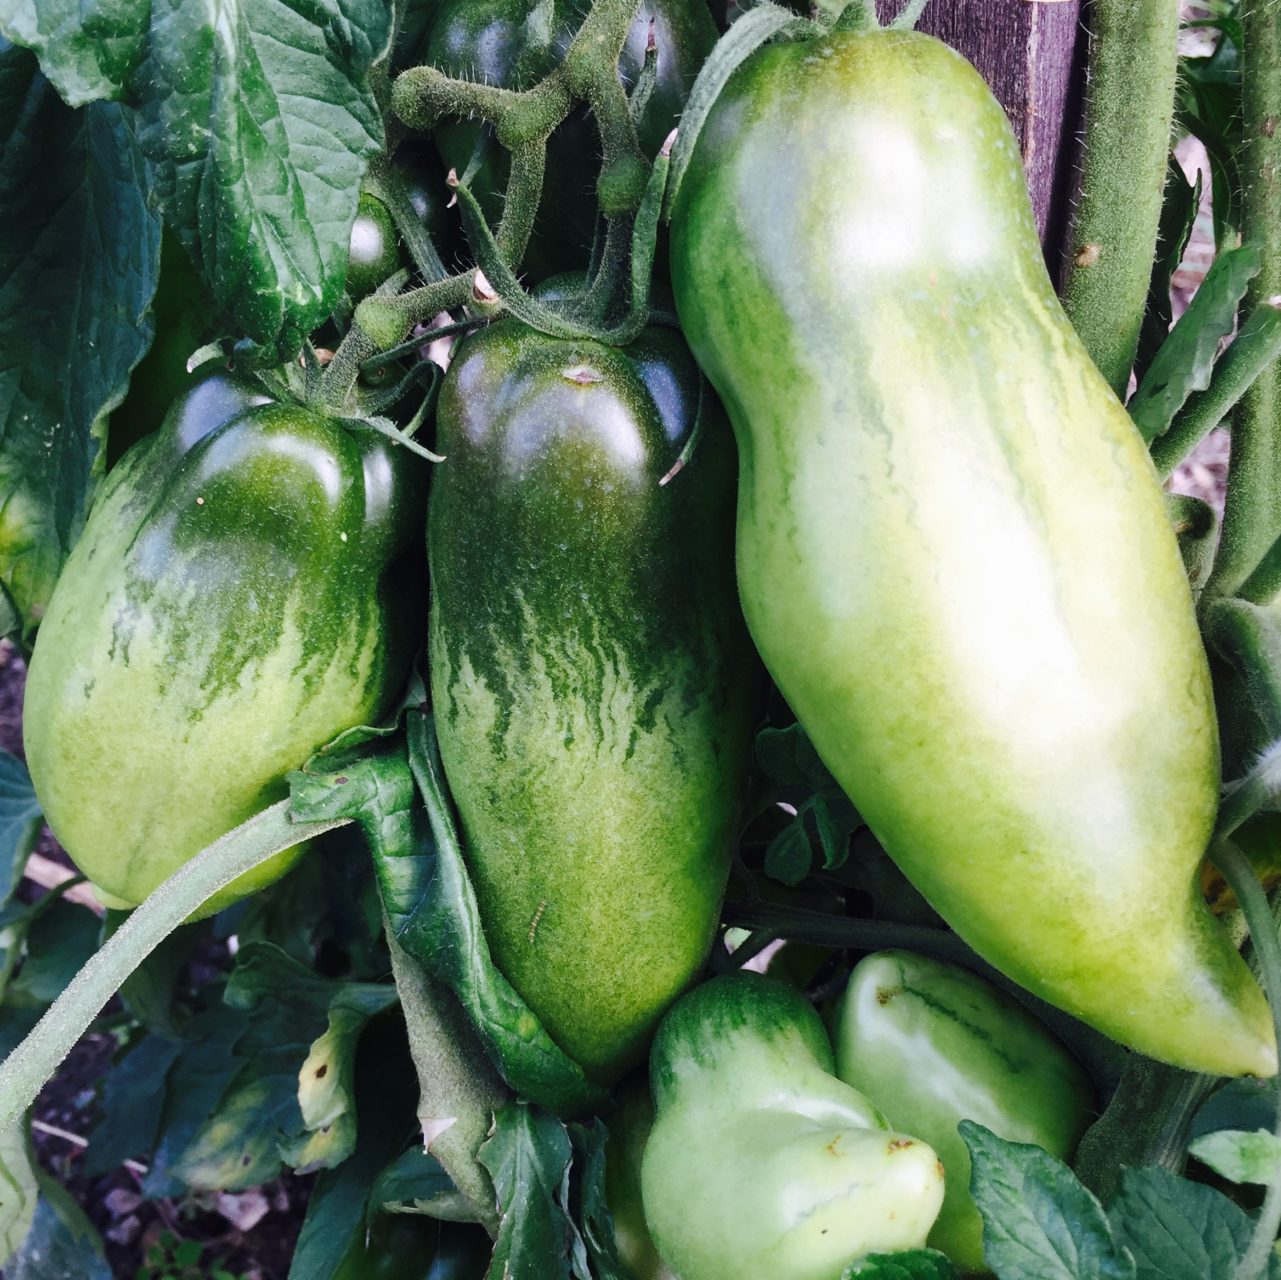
1206,3 -> 1281,600
0,802 -> 348,1133
1060,0 -> 1180,396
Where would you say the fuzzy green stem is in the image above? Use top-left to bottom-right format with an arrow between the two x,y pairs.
382,913 -> 508,1236
494,142 -> 547,269
0,803 -> 346,1131
1060,0 -> 1180,395
1206,3 -> 1281,600
1153,301 -> 1281,481
1215,840 -> 1281,1280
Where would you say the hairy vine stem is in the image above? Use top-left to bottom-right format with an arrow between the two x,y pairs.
0,804 -> 347,1132
1060,0 -> 1180,396
1206,1 -> 1281,601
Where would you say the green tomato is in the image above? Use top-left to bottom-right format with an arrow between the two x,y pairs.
641,972 -> 945,1280
348,192 -> 402,299
668,26 -> 1275,1078
23,369 -> 426,915
835,951 -> 1094,1274
428,318 -> 757,1084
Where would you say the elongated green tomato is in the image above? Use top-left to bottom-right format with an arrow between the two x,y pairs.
428,319 -> 757,1080
24,369 -> 426,915
641,972 -> 945,1280
669,28 -> 1275,1078
835,951 -> 1093,1274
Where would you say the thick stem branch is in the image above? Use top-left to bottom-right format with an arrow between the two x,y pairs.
1060,0 -> 1179,395
1206,2 -> 1281,600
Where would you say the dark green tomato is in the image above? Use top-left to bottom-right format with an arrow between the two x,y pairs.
428,319 -> 757,1080
24,370 -> 426,915
394,140 -> 460,266
107,231 -> 221,467
334,1216 -> 491,1280
348,193 -> 403,299
425,0 -> 715,277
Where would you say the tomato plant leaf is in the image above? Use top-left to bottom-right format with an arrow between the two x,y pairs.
844,1251 -> 959,1280
398,712 -> 609,1115
764,815 -> 812,887
1130,242 -> 1261,444
1188,1128 -> 1281,1186
1107,1165 -> 1281,1279
0,753 -> 41,909
0,40 -> 160,641
287,1023 -> 421,1280
2,1123 -> 109,1279
0,0 -> 143,105
368,1145 -> 458,1215
755,722 -> 840,792
567,1120 -> 629,1280
479,1103 -> 576,1280
0,1122 -> 37,1269
963,1121 -> 1136,1280
1192,1076 -> 1280,1140
132,0 -> 391,357
82,1032 -> 183,1178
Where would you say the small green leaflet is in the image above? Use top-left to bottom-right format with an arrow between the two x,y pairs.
844,1250 -> 959,1279
0,752 -> 42,908
1188,1128 -> 1281,1185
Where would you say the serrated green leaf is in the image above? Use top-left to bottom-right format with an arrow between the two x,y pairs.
0,41 -> 160,639
764,816 -> 812,887
755,722 -> 839,791
1108,1165 -> 1281,1279
479,1103 -> 575,1280
1192,1076 -> 1279,1141
844,1250 -> 959,1280
1189,1128 -> 1281,1185
0,752 -> 41,909
1130,243 -> 1261,443
369,1145 -> 462,1218
0,0 -> 144,105
963,1121 -> 1135,1280
133,0 -> 392,357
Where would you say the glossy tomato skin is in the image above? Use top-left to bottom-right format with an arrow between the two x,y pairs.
835,951 -> 1093,1273
428,318 -> 757,1080
425,0 -> 716,276
669,29 -> 1275,1077
348,192 -> 403,299
24,370 -> 426,915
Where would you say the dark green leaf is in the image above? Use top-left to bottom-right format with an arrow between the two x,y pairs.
1130,243 -> 1261,443
812,792 -> 858,869
567,1121 -> 629,1280
755,722 -> 840,791
391,714 -> 607,1115
1134,158 -> 1201,386
963,1121 -> 1135,1280
108,912 -> 198,1039
83,1033 -> 183,1177
369,1145 -> 458,1214
1108,1165 -> 1281,1279
1192,1076 -> 1279,1140
844,1251 -> 959,1280
0,42 -> 160,638
479,1103 -> 575,1280
763,816 -> 812,887
0,1122 -> 37,1265
0,752 -> 41,909
6,899 -> 101,1006
134,0 -> 392,357
1188,1128 -> 1281,1185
